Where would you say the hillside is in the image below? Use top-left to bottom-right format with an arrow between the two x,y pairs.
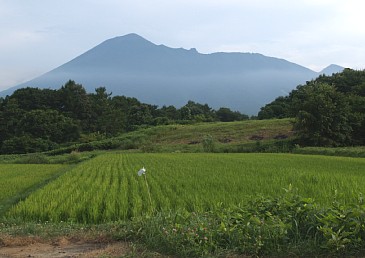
0,33 -> 341,115
141,118 -> 293,151
50,118 -> 295,154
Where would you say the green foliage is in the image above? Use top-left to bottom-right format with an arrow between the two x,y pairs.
179,106 -> 192,120
315,68 -> 365,96
15,153 -> 50,164
293,146 -> 365,158
0,81 -> 252,154
8,87 -> 60,110
184,101 -> 214,122
259,69 -> 365,146
202,134 -> 215,152
1,135 -> 57,154
129,189 -> 365,257
258,96 -> 291,119
216,107 -> 249,122
293,83 -> 352,146
59,80 -> 91,122
19,109 -> 80,143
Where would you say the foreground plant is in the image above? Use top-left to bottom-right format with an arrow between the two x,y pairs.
128,188 -> 365,257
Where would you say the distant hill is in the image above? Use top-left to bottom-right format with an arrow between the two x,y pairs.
319,64 -> 344,75
0,33 -> 344,115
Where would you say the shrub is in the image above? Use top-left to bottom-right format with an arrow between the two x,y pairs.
14,153 -> 50,164
127,189 -> 365,257
202,134 -> 215,152
1,135 -> 57,154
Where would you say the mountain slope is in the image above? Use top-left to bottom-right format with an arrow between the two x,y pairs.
1,33 -> 334,114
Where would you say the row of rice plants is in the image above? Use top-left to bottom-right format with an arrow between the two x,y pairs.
126,153 -> 365,208
8,154 -> 143,222
8,153 -> 365,223
0,164 -> 64,205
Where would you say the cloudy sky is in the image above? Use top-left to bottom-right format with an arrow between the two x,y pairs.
1,0 -> 364,91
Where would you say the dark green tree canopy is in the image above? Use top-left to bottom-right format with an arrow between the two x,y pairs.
0,81 -> 249,154
258,69 -> 365,146
292,83 -> 352,146
216,107 -> 249,122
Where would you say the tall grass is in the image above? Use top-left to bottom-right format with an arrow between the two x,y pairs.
294,146 -> 365,158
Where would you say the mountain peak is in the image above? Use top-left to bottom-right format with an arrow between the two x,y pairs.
117,33 -> 148,41
101,33 -> 154,47
320,64 -> 344,75
76,33 -> 156,60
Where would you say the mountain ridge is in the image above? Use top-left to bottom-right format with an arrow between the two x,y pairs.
0,33 -> 344,114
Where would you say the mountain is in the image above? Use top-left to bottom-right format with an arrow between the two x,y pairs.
0,33 -> 339,115
319,64 -> 344,75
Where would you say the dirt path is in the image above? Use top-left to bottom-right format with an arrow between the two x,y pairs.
0,237 -> 133,258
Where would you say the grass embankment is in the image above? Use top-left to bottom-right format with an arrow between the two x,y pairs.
144,118 -> 294,152
3,117 -> 363,158
0,151 -> 97,164
43,117 -> 363,157
46,118 -> 294,154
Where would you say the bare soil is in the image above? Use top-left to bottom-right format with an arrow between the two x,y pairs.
0,236 -> 134,258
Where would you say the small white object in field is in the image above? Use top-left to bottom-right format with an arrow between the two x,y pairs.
137,167 -> 146,176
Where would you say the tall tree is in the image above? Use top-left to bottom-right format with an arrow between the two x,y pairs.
19,109 -> 80,143
0,98 -> 24,145
216,107 -> 248,122
8,87 -> 60,110
293,83 -> 352,146
59,80 -> 91,124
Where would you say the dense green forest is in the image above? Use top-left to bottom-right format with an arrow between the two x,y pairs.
0,80 -> 248,154
258,69 -> 365,146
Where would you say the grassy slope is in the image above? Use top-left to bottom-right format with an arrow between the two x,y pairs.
120,118 -> 294,152
114,118 -> 365,156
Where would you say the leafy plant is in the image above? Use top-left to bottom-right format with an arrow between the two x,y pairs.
202,134 -> 215,152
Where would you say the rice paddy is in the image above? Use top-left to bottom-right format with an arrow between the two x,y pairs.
0,164 -> 64,215
6,153 -> 365,223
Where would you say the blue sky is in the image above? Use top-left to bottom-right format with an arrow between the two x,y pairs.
0,0 -> 364,91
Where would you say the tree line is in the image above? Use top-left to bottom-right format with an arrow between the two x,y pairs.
258,68 -> 365,146
0,80 -> 249,154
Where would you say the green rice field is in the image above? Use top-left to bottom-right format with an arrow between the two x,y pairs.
0,164 -> 64,214
7,153 -> 365,223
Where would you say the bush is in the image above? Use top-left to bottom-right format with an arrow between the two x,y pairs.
293,146 -> 365,158
67,151 -> 81,163
1,135 -> 57,154
127,189 -> 365,257
202,134 -> 215,152
14,153 -> 50,164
